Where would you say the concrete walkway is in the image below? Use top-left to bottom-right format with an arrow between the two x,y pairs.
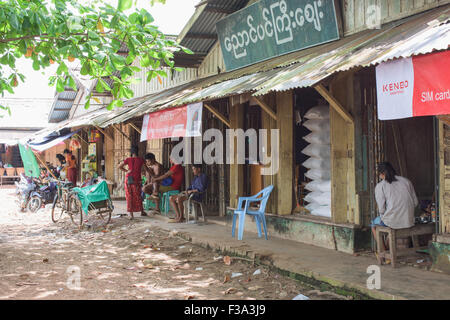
113,201 -> 450,300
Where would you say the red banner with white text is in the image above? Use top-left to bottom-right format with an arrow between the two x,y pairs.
140,103 -> 203,142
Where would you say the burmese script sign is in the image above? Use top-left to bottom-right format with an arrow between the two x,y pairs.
216,0 -> 340,71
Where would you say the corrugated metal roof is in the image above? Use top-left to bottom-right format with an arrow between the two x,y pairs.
175,0 -> 249,66
38,4 -> 450,131
161,5 -> 450,103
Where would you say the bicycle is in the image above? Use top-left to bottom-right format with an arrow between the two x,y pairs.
51,180 -> 83,226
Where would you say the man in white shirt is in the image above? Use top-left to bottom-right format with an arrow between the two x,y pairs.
371,162 -> 419,252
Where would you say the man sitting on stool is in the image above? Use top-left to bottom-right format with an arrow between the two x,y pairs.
371,162 -> 418,261
169,164 -> 207,223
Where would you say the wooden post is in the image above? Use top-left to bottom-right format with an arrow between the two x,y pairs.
276,91 -> 293,215
329,72 -> 358,224
261,94 -> 277,213
229,101 -> 244,208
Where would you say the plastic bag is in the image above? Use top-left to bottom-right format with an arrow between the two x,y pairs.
311,206 -> 332,217
302,144 -> 331,159
305,192 -> 331,206
304,105 -> 330,120
303,119 -> 330,132
302,157 -> 331,170
303,131 -> 330,145
305,202 -> 321,212
305,169 -> 331,181
305,180 -> 331,193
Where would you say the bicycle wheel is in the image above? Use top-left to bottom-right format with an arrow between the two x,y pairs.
97,199 -> 113,226
68,194 -> 83,227
51,194 -> 64,223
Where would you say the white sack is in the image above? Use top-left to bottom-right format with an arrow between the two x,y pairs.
304,105 -> 330,120
303,119 -> 330,132
305,169 -> 331,181
304,131 -> 330,145
311,206 -> 332,218
302,158 -> 331,170
305,192 -> 331,206
305,202 -> 321,212
305,180 -> 331,193
302,144 -> 331,159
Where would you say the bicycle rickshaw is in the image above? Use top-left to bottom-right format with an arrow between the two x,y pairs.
51,180 -> 113,228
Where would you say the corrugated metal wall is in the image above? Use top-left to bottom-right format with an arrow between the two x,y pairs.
342,0 -> 449,36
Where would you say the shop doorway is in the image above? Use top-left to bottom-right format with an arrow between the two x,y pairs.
359,67 -> 438,250
293,87 -> 331,218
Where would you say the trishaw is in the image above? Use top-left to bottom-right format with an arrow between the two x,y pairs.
51,180 -> 113,228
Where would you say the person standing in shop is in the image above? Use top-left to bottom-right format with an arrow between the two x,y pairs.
63,149 -> 77,186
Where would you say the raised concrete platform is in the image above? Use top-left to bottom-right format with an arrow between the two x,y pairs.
113,201 -> 450,300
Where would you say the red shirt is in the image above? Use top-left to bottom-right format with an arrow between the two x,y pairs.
169,164 -> 184,190
124,157 -> 144,184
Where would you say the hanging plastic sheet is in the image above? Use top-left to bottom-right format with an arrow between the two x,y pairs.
18,144 -> 40,178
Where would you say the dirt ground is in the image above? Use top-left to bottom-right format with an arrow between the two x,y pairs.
0,187 -> 350,300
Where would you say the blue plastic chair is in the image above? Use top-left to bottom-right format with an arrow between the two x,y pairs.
232,185 -> 274,240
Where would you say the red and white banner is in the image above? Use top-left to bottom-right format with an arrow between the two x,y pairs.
140,102 -> 203,142
376,50 -> 450,120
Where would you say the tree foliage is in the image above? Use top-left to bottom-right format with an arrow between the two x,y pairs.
0,0 -> 191,112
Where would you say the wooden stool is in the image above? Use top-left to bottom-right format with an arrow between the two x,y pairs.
375,223 -> 435,268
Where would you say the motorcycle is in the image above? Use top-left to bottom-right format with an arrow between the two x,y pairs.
27,180 -> 58,213
15,175 -> 39,212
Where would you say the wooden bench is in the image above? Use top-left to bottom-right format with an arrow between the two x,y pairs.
375,223 -> 435,268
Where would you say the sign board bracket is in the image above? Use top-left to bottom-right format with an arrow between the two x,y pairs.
204,103 -> 231,128
253,96 -> 277,121
314,84 -> 353,124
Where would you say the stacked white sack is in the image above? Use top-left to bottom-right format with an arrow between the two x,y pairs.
301,105 -> 331,218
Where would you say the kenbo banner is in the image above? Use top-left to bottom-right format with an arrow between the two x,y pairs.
376,50 -> 450,120
140,103 -> 203,142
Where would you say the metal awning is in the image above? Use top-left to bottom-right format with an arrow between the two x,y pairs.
91,5 -> 449,127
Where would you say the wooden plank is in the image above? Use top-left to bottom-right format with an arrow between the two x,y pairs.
128,122 -> 142,135
253,96 -> 278,121
343,0 -> 355,34
314,84 -> 354,124
276,91 -> 293,215
229,104 -> 244,208
204,103 -> 231,128
391,122 -> 408,177
329,72 -> 357,224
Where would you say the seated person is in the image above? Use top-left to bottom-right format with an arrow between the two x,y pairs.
371,162 -> 418,256
150,156 -> 184,213
169,164 -> 207,223
142,153 -> 165,198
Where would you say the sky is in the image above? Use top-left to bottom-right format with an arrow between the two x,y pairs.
2,0 -> 198,100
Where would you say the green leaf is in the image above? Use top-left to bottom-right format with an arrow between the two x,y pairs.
32,60 -> 40,71
118,0 -> 133,12
56,78 -> 65,92
9,13 -> 19,30
67,76 -> 77,91
96,79 -> 105,93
